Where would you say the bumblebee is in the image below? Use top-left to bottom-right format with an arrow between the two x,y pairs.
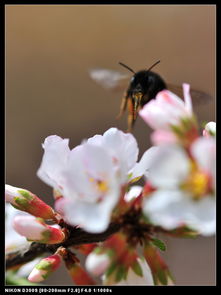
89,60 -> 211,132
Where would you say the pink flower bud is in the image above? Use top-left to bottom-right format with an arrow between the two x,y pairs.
5,184 -> 55,220
85,252 -> 111,276
13,215 -> 66,244
28,254 -> 62,282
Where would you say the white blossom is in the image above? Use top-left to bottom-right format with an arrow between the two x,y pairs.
143,137 -> 216,236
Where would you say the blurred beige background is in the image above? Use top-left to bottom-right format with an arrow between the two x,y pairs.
5,5 -> 216,286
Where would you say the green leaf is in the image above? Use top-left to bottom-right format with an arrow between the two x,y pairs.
151,238 -> 166,251
131,260 -> 143,277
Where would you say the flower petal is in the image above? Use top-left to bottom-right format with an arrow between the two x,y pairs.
63,185 -> 120,233
129,146 -> 160,180
124,185 -> 143,202
37,135 -> 70,189
146,145 -> 189,189
191,137 -> 216,174
103,128 -> 139,178
143,190 -> 190,229
183,83 -> 192,115
151,130 -> 177,146
184,196 -> 216,236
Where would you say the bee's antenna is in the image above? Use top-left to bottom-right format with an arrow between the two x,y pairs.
119,62 -> 135,74
147,60 -> 161,72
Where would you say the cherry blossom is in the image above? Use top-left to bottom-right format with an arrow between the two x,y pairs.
143,137 -> 216,236
36,128 -> 150,233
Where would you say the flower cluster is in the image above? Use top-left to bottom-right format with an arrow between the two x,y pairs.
5,84 -> 216,286
139,85 -> 216,236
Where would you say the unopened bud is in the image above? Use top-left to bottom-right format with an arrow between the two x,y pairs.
85,252 -> 111,276
203,122 -> 216,137
13,215 -> 66,244
28,254 -> 62,282
5,185 -> 55,220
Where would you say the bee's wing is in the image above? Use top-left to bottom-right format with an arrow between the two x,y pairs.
89,68 -> 130,91
167,83 -> 214,106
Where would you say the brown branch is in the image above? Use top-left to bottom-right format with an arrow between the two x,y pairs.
6,222 -> 121,270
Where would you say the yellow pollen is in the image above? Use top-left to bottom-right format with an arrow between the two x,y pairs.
97,180 -> 108,193
89,177 -> 108,193
182,170 -> 209,199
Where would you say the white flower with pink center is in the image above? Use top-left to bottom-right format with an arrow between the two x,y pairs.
59,143 -> 122,233
143,137 -> 216,236
37,128 -> 142,233
87,128 -> 139,183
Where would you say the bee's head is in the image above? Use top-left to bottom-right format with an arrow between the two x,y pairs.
129,74 -> 146,113
130,70 -> 147,99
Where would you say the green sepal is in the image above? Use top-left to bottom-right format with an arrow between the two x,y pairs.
11,203 -> 23,210
151,238 -> 166,251
158,270 -> 168,285
17,189 -> 33,200
131,260 -> 143,277
41,272 -> 50,280
14,197 -> 29,209
105,262 -> 117,278
115,265 -> 127,283
180,117 -> 192,130
170,124 -> 183,136
168,226 -> 199,238
40,230 -> 51,243
93,247 -> 103,254
35,260 -> 52,272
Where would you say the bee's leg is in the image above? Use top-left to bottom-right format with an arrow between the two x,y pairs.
126,98 -> 136,133
116,92 -> 128,119
127,114 -> 135,133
